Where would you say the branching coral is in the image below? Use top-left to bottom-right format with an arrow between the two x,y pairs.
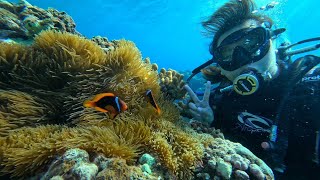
144,57 -> 159,72
159,68 -> 187,100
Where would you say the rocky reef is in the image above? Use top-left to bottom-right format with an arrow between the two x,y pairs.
0,0 -> 274,179
0,0 -> 78,42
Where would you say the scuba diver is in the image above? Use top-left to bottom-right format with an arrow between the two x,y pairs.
183,0 -> 320,179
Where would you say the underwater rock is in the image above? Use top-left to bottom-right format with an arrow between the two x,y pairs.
41,148 -> 97,180
194,138 -> 274,180
0,1 -> 15,13
216,158 -> 232,179
71,162 -> 98,180
40,149 -> 160,180
249,164 -> 266,180
0,0 -> 78,41
0,7 -> 27,39
91,36 -> 115,52
196,172 -> 210,180
95,157 -> 158,180
63,148 -> 89,163
234,145 -> 274,178
49,176 -> 64,180
93,154 -> 110,171
141,164 -> 152,174
234,170 -> 250,180
189,120 -> 225,139
139,153 -> 156,167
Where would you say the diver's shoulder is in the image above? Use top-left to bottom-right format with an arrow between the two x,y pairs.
289,55 -> 320,83
299,55 -> 320,82
283,55 -> 320,97
293,55 -> 320,66
301,67 -> 320,83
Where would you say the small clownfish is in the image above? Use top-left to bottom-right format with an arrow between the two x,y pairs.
83,93 -> 128,119
145,89 -> 161,115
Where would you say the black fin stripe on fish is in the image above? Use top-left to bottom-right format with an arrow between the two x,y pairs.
96,96 -> 120,112
146,90 -> 158,109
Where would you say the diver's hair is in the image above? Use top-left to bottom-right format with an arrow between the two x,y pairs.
202,0 -> 273,55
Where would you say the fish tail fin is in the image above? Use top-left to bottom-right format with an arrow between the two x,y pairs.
156,107 -> 161,115
83,100 -> 96,108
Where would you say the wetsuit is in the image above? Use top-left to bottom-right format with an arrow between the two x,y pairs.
210,55 -> 320,179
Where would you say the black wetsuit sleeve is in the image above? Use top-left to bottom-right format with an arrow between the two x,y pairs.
281,55 -> 320,179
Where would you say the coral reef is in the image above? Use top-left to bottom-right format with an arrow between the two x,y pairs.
0,30 -> 206,179
159,68 -> 187,100
0,2 -> 275,179
189,120 -> 225,139
0,0 -> 78,42
39,149 -> 159,180
91,36 -> 115,52
41,148 -> 98,180
144,57 -> 159,72
195,137 -> 274,180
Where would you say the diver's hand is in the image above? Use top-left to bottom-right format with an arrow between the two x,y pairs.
184,81 -> 214,125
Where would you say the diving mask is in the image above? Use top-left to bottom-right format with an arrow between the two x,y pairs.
214,27 -> 284,71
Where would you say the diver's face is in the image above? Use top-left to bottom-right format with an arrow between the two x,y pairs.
217,20 -> 278,82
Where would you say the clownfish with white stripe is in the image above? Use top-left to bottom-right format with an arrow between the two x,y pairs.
83,93 -> 128,119
145,89 -> 161,115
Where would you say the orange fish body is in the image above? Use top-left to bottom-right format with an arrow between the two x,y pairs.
83,93 -> 128,119
145,89 -> 161,115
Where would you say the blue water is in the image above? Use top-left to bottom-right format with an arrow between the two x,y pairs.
9,0 -> 320,71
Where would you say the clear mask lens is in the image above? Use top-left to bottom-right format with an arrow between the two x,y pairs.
214,27 -> 270,71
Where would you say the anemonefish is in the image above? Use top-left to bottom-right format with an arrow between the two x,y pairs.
83,93 -> 128,119
145,89 -> 161,114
